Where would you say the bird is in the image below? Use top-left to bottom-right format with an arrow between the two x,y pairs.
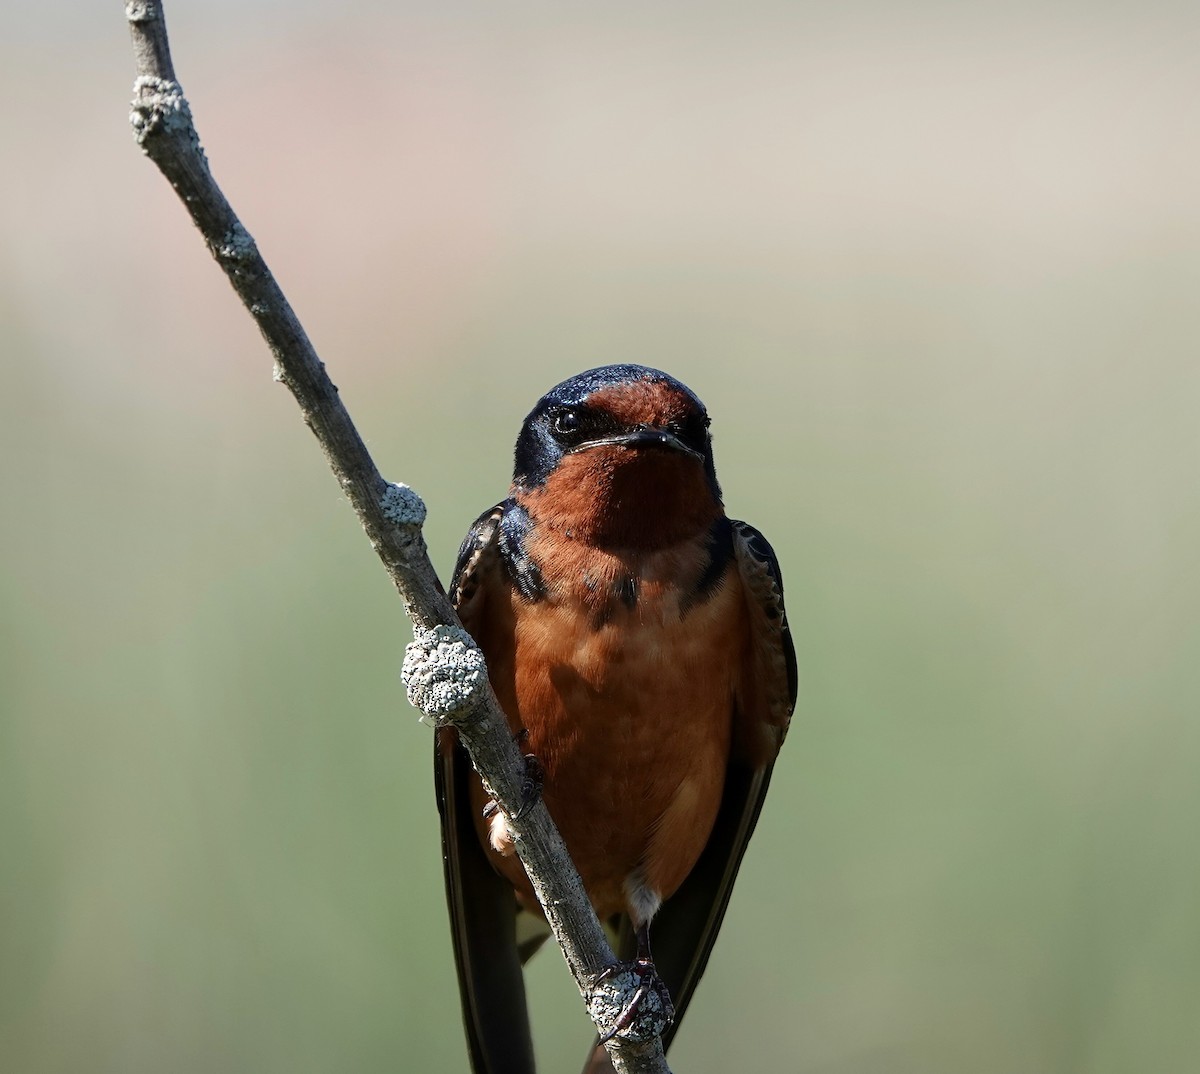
435,364 -> 796,1074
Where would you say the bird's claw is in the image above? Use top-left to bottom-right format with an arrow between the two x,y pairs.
513,752 -> 544,820
588,958 -> 674,1046
480,735 -> 544,823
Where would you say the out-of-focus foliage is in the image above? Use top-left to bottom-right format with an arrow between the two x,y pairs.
2,3 -> 1198,1071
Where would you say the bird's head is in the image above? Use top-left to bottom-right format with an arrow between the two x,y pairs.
511,365 -> 723,549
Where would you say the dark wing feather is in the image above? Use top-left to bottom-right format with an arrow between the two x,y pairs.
582,519 -> 796,1074
448,503 -> 506,613
728,519 -> 797,761
436,504 -> 538,1074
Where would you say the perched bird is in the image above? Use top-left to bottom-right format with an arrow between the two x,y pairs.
436,364 -> 796,1073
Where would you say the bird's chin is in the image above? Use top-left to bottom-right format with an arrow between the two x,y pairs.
520,445 -> 720,550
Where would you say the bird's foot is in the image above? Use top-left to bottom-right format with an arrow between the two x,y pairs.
513,750 -> 544,820
587,958 -> 674,1046
480,732 -> 544,850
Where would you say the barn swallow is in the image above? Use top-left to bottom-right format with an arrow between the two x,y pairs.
436,364 -> 796,1074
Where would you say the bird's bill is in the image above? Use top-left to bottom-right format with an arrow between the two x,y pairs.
565,427 -> 703,461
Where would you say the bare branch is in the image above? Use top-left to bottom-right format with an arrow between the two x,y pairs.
124,2 -> 670,1071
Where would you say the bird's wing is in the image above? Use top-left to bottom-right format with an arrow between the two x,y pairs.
582,519 -> 797,1074
436,503 -> 538,1074
726,519 -> 797,764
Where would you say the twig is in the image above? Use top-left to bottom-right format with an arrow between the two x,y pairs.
123,3 -> 671,1072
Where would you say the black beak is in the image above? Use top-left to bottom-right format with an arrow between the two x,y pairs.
567,427 -> 703,461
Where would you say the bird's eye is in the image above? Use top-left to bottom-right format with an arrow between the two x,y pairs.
552,409 -> 580,436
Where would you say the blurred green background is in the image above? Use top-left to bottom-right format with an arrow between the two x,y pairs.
2,2 -> 1199,1071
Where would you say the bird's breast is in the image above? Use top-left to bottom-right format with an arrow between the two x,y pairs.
474,529 -> 747,919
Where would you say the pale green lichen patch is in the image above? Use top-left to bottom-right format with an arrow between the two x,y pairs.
125,1 -> 157,21
129,76 -> 197,145
217,223 -> 257,262
402,625 -> 485,724
381,482 -> 427,527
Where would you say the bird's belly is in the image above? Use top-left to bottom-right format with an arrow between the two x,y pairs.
475,572 -> 744,921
